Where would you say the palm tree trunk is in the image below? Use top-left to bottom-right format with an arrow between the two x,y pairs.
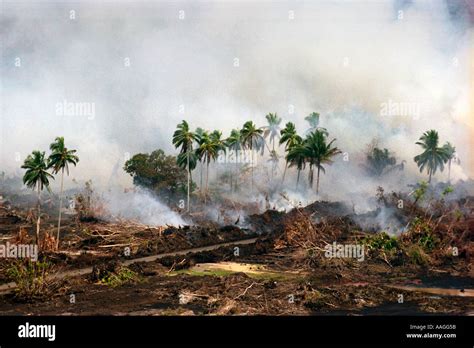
428,169 -> 432,184
230,169 -> 233,193
187,152 -> 190,212
234,158 -> 239,193
296,169 -> 300,190
316,166 -> 321,194
56,168 -> 64,250
36,182 -> 41,248
251,148 -> 254,193
200,161 -> 203,189
281,160 -> 288,186
206,161 -> 210,196
448,160 -> 451,183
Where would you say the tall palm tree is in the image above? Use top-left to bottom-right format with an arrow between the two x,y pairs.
268,149 -> 280,180
279,122 -> 302,185
286,143 -> 306,189
210,130 -> 226,158
21,151 -> 54,245
194,127 -> 206,189
240,121 -> 264,192
303,130 -> 341,194
48,137 -> 79,249
442,142 -> 458,183
210,130 -> 226,187
225,129 -> 242,192
304,112 -> 328,135
196,131 -> 220,196
414,130 -> 450,183
263,113 -> 282,151
173,120 -> 197,211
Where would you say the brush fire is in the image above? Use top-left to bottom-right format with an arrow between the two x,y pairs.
0,1 -> 473,344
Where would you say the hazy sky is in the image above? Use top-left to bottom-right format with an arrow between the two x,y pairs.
1,0 -> 473,189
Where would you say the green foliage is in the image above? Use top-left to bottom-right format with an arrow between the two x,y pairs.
6,260 -> 55,301
284,128 -> 340,191
301,130 -> 341,193
196,131 -> 221,165
364,146 -> 399,177
241,120 -> 264,152
441,186 -> 454,197
442,142 -> 456,162
21,151 -> 54,191
409,217 -> 438,252
172,120 -> 196,156
177,151 -> 198,171
406,245 -> 430,266
225,129 -> 242,151
48,136 -> 79,175
124,149 -> 189,199
362,232 -> 399,251
414,130 -> 450,182
413,181 -> 428,203
99,267 -> 140,287
280,122 -> 302,150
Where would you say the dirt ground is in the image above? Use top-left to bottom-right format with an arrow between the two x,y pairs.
0,190 -> 473,315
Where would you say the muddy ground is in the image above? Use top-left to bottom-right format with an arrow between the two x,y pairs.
0,190 -> 473,315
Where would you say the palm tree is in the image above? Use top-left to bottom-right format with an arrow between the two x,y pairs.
240,121 -> 264,192
210,130 -> 226,187
304,112 -> 328,135
414,130 -> 450,183
286,143 -> 306,189
21,151 -> 54,245
365,147 -> 396,177
173,120 -> 197,211
226,129 -> 242,192
196,131 -> 220,196
268,149 -> 280,180
303,130 -> 341,194
263,113 -> 282,151
194,127 -> 206,189
279,122 -> 302,185
48,137 -> 79,249
442,142 -> 458,183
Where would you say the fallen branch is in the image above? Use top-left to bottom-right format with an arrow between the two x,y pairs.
234,282 -> 260,300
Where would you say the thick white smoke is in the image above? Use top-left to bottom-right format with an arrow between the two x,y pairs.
101,188 -> 187,226
0,0 -> 472,208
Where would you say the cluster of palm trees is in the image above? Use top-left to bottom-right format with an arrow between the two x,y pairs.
21,137 -> 79,249
172,112 -> 342,211
414,130 -> 458,183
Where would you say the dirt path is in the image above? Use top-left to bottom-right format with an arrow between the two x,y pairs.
386,285 -> 474,297
0,237 -> 258,295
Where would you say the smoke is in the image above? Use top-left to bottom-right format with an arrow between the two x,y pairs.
1,0 -> 472,203
101,188 -> 187,226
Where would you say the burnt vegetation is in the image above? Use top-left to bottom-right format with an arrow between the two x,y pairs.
0,120 -> 472,316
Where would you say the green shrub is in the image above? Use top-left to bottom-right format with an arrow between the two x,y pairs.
99,267 -> 140,287
362,232 -> 399,251
6,260 -> 56,301
406,245 -> 430,266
